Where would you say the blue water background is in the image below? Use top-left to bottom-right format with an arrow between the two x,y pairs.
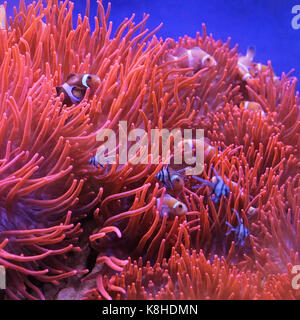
5,0 -> 300,90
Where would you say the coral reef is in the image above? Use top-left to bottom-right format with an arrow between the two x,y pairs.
0,0 -> 299,300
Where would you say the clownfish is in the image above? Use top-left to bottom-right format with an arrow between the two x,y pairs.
252,62 -> 268,74
155,165 -> 185,191
0,4 -> 7,30
238,47 -> 277,82
238,46 -> 255,81
56,73 -> 101,106
251,62 -> 277,81
168,46 -> 217,71
240,101 -> 265,116
176,137 -> 217,163
156,194 -> 188,218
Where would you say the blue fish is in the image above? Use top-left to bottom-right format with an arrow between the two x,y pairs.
225,209 -> 250,246
192,167 -> 230,203
88,156 -> 103,169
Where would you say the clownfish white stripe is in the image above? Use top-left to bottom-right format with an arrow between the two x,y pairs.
244,101 -> 249,109
173,201 -> 181,209
201,54 -> 210,65
82,74 -> 89,88
186,50 -> 193,67
257,63 -> 262,71
242,73 -> 251,81
62,83 -> 81,103
238,62 -> 248,71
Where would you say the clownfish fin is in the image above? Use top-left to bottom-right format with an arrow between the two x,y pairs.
160,205 -> 170,218
66,73 -> 76,81
246,46 -> 255,61
56,86 -> 64,95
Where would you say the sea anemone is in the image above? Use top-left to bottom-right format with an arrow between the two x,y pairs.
0,0 -> 299,300
84,245 -> 300,300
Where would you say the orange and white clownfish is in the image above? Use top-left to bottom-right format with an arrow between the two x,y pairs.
240,101 -> 265,116
155,165 -> 185,191
56,73 -> 101,106
168,46 -> 217,71
156,194 -> 188,218
0,4 -> 7,30
176,137 -> 217,163
250,62 -> 277,81
252,62 -> 269,74
239,47 -> 277,81
238,46 -> 255,81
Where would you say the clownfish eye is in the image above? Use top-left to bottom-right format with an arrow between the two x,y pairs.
178,204 -> 183,209
87,75 -> 92,80
175,178 -> 180,182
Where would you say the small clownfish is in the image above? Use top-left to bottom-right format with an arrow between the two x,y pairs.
239,47 -> 277,81
252,62 -> 269,74
251,62 -> 277,81
238,46 -> 255,81
0,4 -> 7,30
156,194 -> 188,218
192,167 -> 230,203
186,47 -> 217,68
168,46 -> 217,71
56,73 -> 101,106
239,101 -> 265,116
155,165 -> 185,191
225,209 -> 250,247
177,137 -> 217,163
